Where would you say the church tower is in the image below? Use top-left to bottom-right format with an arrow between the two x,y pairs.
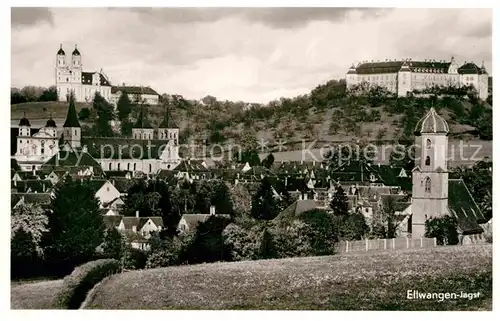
158,103 -> 180,169
411,107 -> 450,238
62,92 -> 81,149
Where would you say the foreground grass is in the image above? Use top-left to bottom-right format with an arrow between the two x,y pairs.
11,279 -> 64,309
85,245 -> 492,310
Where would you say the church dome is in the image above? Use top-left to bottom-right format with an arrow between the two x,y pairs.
45,118 -> 57,128
19,115 -> 31,127
72,45 -> 80,56
414,107 -> 449,135
57,44 -> 65,55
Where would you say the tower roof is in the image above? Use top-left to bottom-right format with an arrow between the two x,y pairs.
158,104 -> 178,129
19,112 -> 30,127
72,44 -> 80,56
133,106 -> 153,129
45,114 -> 57,128
414,107 -> 449,135
57,44 -> 65,55
63,94 -> 81,128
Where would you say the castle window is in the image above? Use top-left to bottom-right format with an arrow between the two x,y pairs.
117,163 -> 120,171
426,139 -> 432,149
425,156 -> 431,166
425,177 -> 431,193
149,164 -> 152,172
109,163 -> 112,171
66,78 -> 69,82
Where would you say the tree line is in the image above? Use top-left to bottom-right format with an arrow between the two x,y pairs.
11,86 -> 58,104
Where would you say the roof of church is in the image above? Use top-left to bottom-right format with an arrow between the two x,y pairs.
72,45 -> 80,56
42,150 -> 102,173
81,137 -> 165,159
133,108 -> 153,129
158,106 -> 178,129
81,72 -> 111,87
19,116 -> 31,127
45,115 -> 57,128
57,44 -> 65,55
448,178 -> 487,234
414,107 -> 449,135
63,96 -> 81,128
111,86 -> 159,96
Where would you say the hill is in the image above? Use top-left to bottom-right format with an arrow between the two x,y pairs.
83,244 -> 491,310
11,81 -> 493,146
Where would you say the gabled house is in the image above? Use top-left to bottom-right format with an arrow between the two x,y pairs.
177,206 -> 231,234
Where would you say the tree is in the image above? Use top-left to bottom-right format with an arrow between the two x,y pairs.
425,216 -> 459,245
45,178 -> 105,271
389,144 -> 415,171
11,88 -> 27,104
251,177 -> 280,220
298,209 -> 338,255
101,228 -> 126,261
333,212 -> 369,241
117,91 -> 133,121
11,203 -> 48,257
261,153 -> 275,169
38,86 -> 58,102
330,185 -> 349,216
228,183 -> 252,217
380,195 -> 398,238
120,119 -> 133,136
92,92 -> 115,137
258,228 -> 277,259
78,107 -> 91,120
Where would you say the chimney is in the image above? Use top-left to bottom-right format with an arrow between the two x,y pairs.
112,179 -> 115,186
14,180 -> 17,187
210,205 -> 215,215
135,210 -> 139,218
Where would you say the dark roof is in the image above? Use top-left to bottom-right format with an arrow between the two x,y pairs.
19,116 -> 31,127
448,179 -> 486,234
121,216 -> 164,230
81,72 -> 111,87
133,107 -> 153,129
111,86 -> 159,96
57,45 -> 65,55
45,117 -> 57,128
354,60 -> 452,75
63,96 -> 81,128
72,45 -> 80,56
81,137 -> 165,159
11,194 -> 22,208
330,160 -> 385,184
109,177 -> 140,193
158,107 -> 178,129
42,151 -> 102,173
173,160 -> 209,172
12,193 -> 52,206
11,180 -> 53,193
275,199 -> 325,221
458,62 -> 487,75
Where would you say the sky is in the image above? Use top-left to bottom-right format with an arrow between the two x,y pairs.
11,7 -> 492,103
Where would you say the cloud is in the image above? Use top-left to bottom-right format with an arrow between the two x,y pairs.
11,8 -> 492,103
11,8 -> 53,27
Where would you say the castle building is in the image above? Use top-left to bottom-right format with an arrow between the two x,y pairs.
346,57 -> 489,100
55,44 -> 112,102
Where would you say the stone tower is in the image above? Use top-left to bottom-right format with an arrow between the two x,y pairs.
397,60 -> 412,97
411,107 -> 450,238
158,103 -> 180,169
62,92 -> 81,149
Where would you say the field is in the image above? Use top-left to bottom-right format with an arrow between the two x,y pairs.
82,245 -> 492,310
11,279 -> 64,309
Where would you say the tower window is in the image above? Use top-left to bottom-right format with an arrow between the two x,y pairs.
425,156 -> 431,166
426,139 -> 432,149
424,177 -> 431,193
109,163 -> 112,171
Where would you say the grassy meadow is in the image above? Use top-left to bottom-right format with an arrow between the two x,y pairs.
82,244 -> 492,310
11,279 -> 64,309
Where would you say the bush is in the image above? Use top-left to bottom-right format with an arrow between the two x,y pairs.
78,107 -> 91,120
55,259 -> 121,309
222,223 -> 261,261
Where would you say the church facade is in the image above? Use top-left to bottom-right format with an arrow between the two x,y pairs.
55,44 -> 112,102
346,57 -> 489,100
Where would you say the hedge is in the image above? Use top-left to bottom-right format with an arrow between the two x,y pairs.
54,259 -> 121,309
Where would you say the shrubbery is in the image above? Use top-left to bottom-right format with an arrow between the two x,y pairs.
424,216 -> 459,245
55,259 -> 121,309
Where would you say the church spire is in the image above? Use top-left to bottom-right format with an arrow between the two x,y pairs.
63,92 -> 81,128
159,100 -> 178,129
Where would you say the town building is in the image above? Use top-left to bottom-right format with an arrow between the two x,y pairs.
110,85 -> 160,106
55,44 -> 112,102
346,57 -> 489,100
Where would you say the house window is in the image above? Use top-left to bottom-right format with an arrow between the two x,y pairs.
425,156 -> 431,166
424,177 -> 431,193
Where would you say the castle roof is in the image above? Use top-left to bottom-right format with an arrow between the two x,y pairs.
352,60 -> 452,75
111,86 -> 159,96
158,105 -> 178,129
63,95 -> 81,128
458,62 -> 487,75
414,107 -> 449,135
